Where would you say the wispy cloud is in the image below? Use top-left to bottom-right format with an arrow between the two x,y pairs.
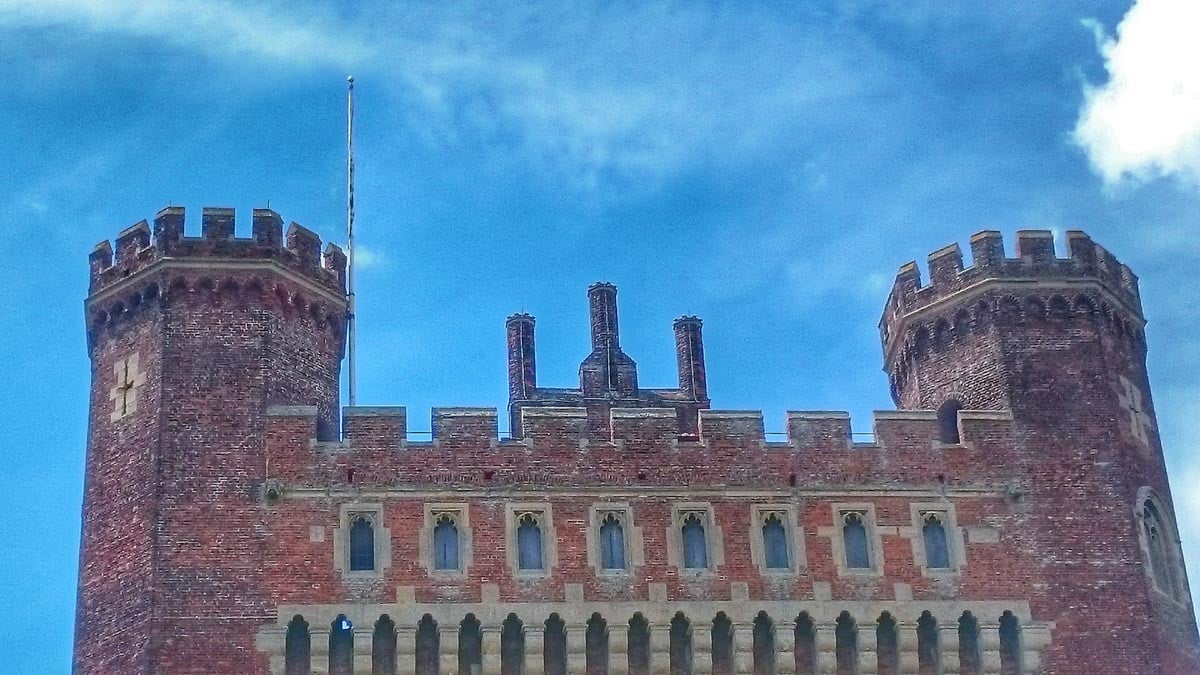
0,0 -> 369,67
1073,0 -> 1200,188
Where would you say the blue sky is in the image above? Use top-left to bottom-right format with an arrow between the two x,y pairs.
2,0 -> 1199,670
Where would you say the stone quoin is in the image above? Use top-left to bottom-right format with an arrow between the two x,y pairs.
75,208 -> 1199,674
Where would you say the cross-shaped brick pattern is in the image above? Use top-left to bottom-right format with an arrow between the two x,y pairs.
1117,374 -> 1154,447
109,353 -> 146,422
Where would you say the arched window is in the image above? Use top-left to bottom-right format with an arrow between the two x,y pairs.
285,615 -> 311,675
998,611 -> 1022,675
330,615 -> 354,675
349,515 -> 375,571
434,514 -> 460,571
416,614 -> 438,675
711,613 -> 733,675
670,612 -> 693,675
958,612 -> 981,675
794,613 -> 816,675
600,513 -> 627,570
753,612 -> 775,675
922,513 -> 951,569
1142,498 -> 1184,600
458,615 -> 482,675
585,613 -> 608,675
876,613 -> 898,675
517,513 -> 544,570
762,513 -> 789,569
834,612 -> 857,675
917,612 -> 938,675
842,512 -> 870,569
500,614 -> 524,675
628,613 -> 651,675
938,399 -> 963,444
545,614 -> 567,675
681,513 -> 708,569
374,615 -> 397,675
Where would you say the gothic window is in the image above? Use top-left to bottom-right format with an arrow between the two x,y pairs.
669,612 -> 692,675
1141,497 -> 1185,600
922,514 -> 951,569
600,513 -> 627,570
753,612 -> 775,675
998,611 -> 1022,675
586,613 -> 608,675
842,512 -> 871,569
545,614 -> 567,675
434,514 -> 460,571
330,615 -> 354,675
917,612 -> 939,675
762,514 -> 789,569
958,612 -> 981,675
349,515 -> 375,571
628,613 -> 651,675
501,614 -> 524,675
374,615 -> 397,675
517,513 -> 544,570
682,513 -> 709,569
416,615 -> 438,675
711,613 -> 733,675
938,400 -> 963,444
285,615 -> 311,675
794,613 -> 816,675
834,612 -> 857,675
459,615 -> 482,675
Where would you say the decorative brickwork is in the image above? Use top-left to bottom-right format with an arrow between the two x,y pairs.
75,215 -> 1198,674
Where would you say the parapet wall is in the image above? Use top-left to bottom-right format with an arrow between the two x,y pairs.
88,206 -> 346,295
883,230 -> 1141,326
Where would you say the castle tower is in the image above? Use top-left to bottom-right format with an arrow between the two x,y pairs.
881,230 -> 1199,672
75,207 -> 347,673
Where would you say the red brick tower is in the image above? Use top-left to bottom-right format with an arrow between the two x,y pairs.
881,230 -> 1199,673
75,207 -> 347,673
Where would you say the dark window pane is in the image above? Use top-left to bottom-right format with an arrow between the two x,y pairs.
350,517 -> 375,571
682,515 -> 708,569
518,515 -> 544,570
285,615 -> 311,675
762,515 -> 789,569
843,514 -> 870,569
923,516 -> 951,569
600,514 -> 626,570
434,517 -> 460,571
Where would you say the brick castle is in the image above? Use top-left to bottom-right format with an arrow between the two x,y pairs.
76,207 -> 1199,674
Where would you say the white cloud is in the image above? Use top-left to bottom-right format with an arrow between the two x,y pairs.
352,244 -> 384,269
1073,0 -> 1200,187
0,0 -> 368,67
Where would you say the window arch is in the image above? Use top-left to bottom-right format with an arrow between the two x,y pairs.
937,399 -> 963,444
500,614 -> 524,675
628,613 -> 651,675
917,612 -> 938,675
1140,492 -> 1186,601
670,612 -> 693,675
794,613 -> 816,675
517,513 -> 544,570
958,612 -> 981,675
586,613 -> 608,675
753,611 -> 775,675
329,615 -> 354,675
999,611 -> 1022,675
416,615 -> 438,675
434,514 -> 460,571
712,612 -> 733,675
922,513 -> 951,569
842,512 -> 870,569
285,615 -> 310,675
459,615 -> 482,675
834,612 -> 857,675
876,613 -> 898,675
599,513 -> 626,570
762,513 -> 789,569
374,615 -> 397,675
682,513 -> 709,569
545,614 -> 567,675
349,515 -> 375,571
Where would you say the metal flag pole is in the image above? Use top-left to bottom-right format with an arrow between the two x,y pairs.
346,75 -> 357,407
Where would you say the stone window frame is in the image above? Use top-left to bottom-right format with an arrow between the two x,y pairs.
505,502 -> 557,578
819,502 -> 886,578
109,351 -> 146,422
420,503 -> 472,578
585,502 -> 645,577
749,504 -> 807,576
333,502 -> 391,579
1135,486 -> 1190,606
666,502 -> 724,576
900,502 -> 966,577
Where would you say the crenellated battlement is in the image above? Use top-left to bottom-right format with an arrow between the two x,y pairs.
88,206 -> 346,296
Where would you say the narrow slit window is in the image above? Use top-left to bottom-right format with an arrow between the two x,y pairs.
585,614 -> 608,675
752,612 -> 775,675
938,400 -> 963,444
628,614 -> 651,675
958,612 -> 982,675
329,615 -> 354,675
876,613 -> 898,675
794,613 -> 816,675
922,513 -> 951,569
670,613 -> 693,675
459,615 -> 482,675
762,513 -> 790,569
834,612 -> 857,675
349,515 -> 375,571
842,512 -> 871,569
517,513 -> 544,571
374,615 -> 397,675
712,613 -> 733,675
599,513 -> 626,570
544,614 -> 567,675
500,614 -> 524,675
415,615 -> 438,675
285,615 -> 311,675
433,514 -> 460,571
681,513 -> 708,569
999,611 -> 1022,675
917,612 -> 939,675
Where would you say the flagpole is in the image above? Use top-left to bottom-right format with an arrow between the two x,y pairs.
346,75 -> 357,407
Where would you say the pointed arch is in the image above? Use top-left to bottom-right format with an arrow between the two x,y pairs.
501,614 -> 525,675
330,615 -> 354,675
585,613 -> 609,675
753,611 -> 775,675
545,614 -> 568,675
876,612 -> 898,675
922,513 -> 952,568
416,614 -> 438,675
711,613 -> 733,675
1139,489 -> 1187,601
459,614 -> 482,675
349,514 -> 376,571
600,512 -> 627,570
285,615 -> 311,675
374,615 -> 397,675
629,613 -> 651,675
670,612 -> 693,675
834,612 -> 857,675
794,613 -> 816,675
434,513 -> 461,571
